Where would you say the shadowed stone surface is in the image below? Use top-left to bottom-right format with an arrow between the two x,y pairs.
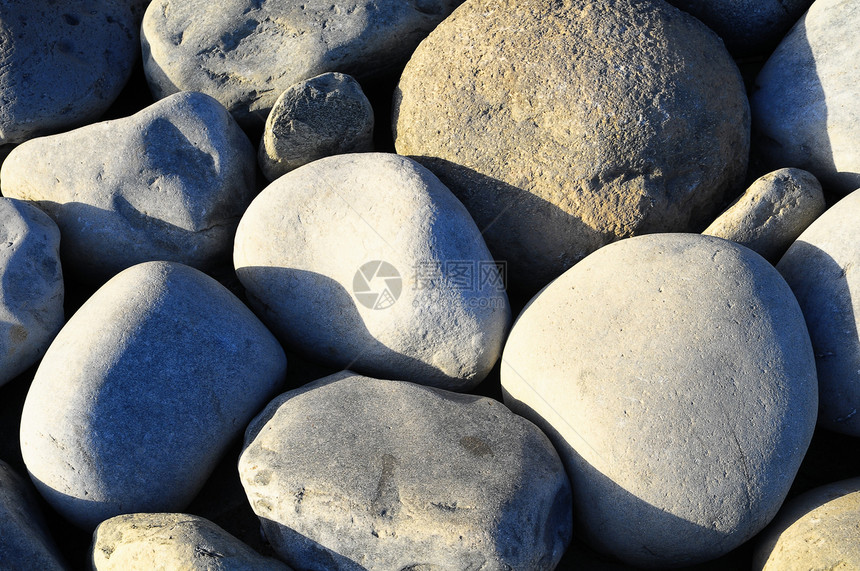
239,372 -> 571,570
19,262 -> 287,529
1,92 -> 256,283
502,233 -> 817,568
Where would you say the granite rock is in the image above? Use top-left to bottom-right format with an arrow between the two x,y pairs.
394,0 -> 750,291
234,153 -> 510,391
259,72 -> 374,182
1,91 -> 256,283
239,372 -> 571,570
19,261 -> 287,529
502,233 -> 818,568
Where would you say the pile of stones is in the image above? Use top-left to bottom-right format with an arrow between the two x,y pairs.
0,0 -> 859,569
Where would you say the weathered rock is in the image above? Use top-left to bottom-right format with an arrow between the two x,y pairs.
234,153 -> 510,391
777,189 -> 860,436
142,0 -> 463,128
665,0 -> 813,56
703,168 -> 826,262
394,0 -> 750,291
0,460 -> 67,571
752,478 -> 860,570
751,0 -> 860,195
19,261 -> 287,529
1,91 -> 256,283
239,372 -> 571,570
258,72 -> 374,182
0,1 -> 138,145
92,513 -> 291,570
502,233 -> 818,568
0,198 -> 63,387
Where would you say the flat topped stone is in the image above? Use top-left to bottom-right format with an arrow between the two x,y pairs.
239,372 -> 572,570
142,0 -> 464,127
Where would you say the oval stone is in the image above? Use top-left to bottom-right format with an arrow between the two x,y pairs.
19,261 -> 287,529
501,233 -> 818,567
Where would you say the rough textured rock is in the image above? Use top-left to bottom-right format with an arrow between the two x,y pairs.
0,1 -> 138,145
777,189 -> 860,436
752,0 -> 860,195
394,0 -> 750,291
234,153 -> 510,391
753,478 -> 860,570
0,460 -> 67,571
501,233 -> 818,568
142,0 -> 464,128
239,372 -> 572,570
19,261 -> 287,529
259,72 -> 374,182
1,91 -> 256,283
665,0 -> 813,56
0,197 -> 63,387
703,168 -> 826,262
92,513 -> 292,570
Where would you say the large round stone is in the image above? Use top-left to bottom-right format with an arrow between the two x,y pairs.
394,0 -> 750,291
501,233 -> 818,568
777,189 -> 860,436
142,0 -> 464,128
239,372 -> 572,570
19,261 -> 287,529
753,478 -> 860,570
0,91 -> 256,283
0,197 -> 64,388
751,0 -> 860,195
234,153 -> 510,391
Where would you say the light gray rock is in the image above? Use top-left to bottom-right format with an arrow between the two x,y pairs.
239,372 -> 571,570
259,72 -> 374,182
1,91 -> 256,283
19,261 -> 287,529
393,0 -> 750,292
142,0 -> 463,128
703,168 -> 826,262
777,189 -> 860,436
92,513 -> 292,570
234,152 -> 510,391
752,0 -> 860,195
0,460 -> 67,571
752,478 -> 860,570
665,0 -> 813,56
501,233 -> 818,568
0,1 -> 138,145
0,198 -> 63,387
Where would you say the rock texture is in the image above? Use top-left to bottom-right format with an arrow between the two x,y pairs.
501,233 -> 818,568
777,189 -> 860,436
665,0 -> 813,56
1,92 -> 256,283
0,460 -> 67,571
239,372 -> 572,570
92,513 -> 291,570
703,168 -> 825,262
19,261 -> 287,529
752,0 -> 860,195
394,0 -> 750,291
0,1 -> 138,145
259,72 -> 374,182
142,0 -> 464,128
0,197 -> 64,387
753,478 -> 860,570
234,153 -> 510,391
